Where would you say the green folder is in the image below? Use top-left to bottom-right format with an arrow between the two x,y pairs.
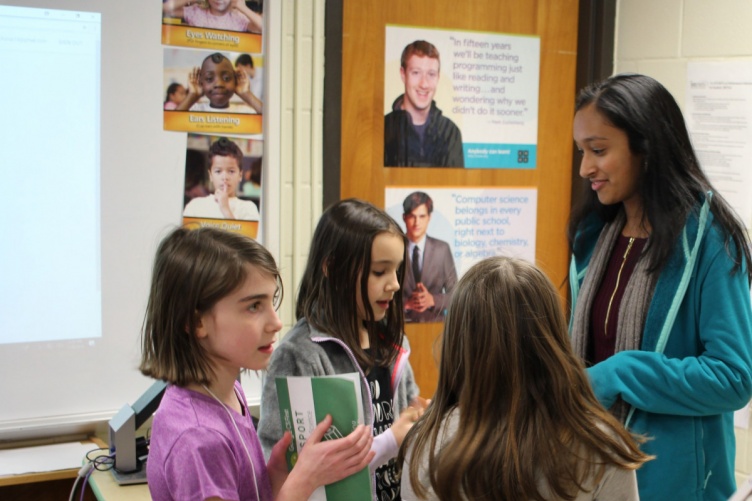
275,373 -> 372,501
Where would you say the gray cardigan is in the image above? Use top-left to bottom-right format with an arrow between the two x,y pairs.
258,318 -> 419,472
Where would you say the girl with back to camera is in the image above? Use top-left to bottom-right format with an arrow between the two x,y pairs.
258,198 -> 426,500
569,73 -> 752,500
140,227 -> 374,501
400,256 -> 651,501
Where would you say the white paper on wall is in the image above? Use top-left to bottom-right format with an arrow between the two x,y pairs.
686,61 -> 752,230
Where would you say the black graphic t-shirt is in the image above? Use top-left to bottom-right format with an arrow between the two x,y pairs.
366,362 -> 401,500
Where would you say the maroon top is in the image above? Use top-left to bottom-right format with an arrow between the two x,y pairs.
588,235 -> 648,365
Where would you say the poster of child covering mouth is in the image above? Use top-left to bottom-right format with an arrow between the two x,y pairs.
164,47 -> 262,134
182,133 -> 263,239
161,0 -> 263,53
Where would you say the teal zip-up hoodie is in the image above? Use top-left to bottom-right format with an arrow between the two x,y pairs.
569,197 -> 752,500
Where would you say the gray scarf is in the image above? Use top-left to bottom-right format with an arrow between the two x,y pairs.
571,211 -> 656,422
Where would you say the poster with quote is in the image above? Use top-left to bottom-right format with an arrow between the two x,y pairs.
385,187 -> 537,279
686,61 -> 752,229
384,25 -> 540,169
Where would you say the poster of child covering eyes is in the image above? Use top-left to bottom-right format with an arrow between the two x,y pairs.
183,133 -> 263,239
162,0 -> 263,53
164,47 -> 262,134
384,25 -> 540,168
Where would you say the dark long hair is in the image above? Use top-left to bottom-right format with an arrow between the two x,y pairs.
400,257 -> 650,500
296,199 -> 407,368
568,73 -> 752,279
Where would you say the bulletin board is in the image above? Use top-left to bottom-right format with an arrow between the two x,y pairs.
334,0 -> 579,396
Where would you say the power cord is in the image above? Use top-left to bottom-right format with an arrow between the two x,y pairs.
68,461 -> 92,501
68,446 -> 115,501
69,429 -> 154,499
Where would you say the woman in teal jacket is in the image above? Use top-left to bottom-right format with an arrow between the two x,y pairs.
569,73 -> 752,500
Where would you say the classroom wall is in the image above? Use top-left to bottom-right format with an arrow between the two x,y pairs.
614,0 -> 752,110
277,0 -> 326,328
613,0 -> 752,487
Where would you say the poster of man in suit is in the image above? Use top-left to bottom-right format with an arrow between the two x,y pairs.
386,186 -> 538,322
401,191 -> 458,323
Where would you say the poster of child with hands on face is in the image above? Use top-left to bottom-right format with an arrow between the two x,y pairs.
164,47 -> 262,134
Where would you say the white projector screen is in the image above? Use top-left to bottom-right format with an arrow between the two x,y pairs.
0,7 -> 101,347
0,0 -> 280,443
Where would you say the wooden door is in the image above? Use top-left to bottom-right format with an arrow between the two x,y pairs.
338,0 -> 579,397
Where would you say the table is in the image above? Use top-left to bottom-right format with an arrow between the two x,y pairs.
87,461 -> 151,501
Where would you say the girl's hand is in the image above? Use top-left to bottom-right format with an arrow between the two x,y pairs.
268,432 -> 293,498
410,396 -> 431,411
280,415 -> 375,499
391,406 -> 423,446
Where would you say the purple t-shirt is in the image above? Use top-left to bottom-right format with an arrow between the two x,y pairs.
147,382 -> 272,501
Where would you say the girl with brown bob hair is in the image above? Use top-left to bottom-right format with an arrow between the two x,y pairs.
140,227 -> 374,501
399,256 -> 650,500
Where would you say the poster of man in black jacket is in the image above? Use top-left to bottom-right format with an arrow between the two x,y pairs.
384,40 -> 464,167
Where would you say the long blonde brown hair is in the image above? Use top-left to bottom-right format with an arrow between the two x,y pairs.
399,256 -> 650,500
